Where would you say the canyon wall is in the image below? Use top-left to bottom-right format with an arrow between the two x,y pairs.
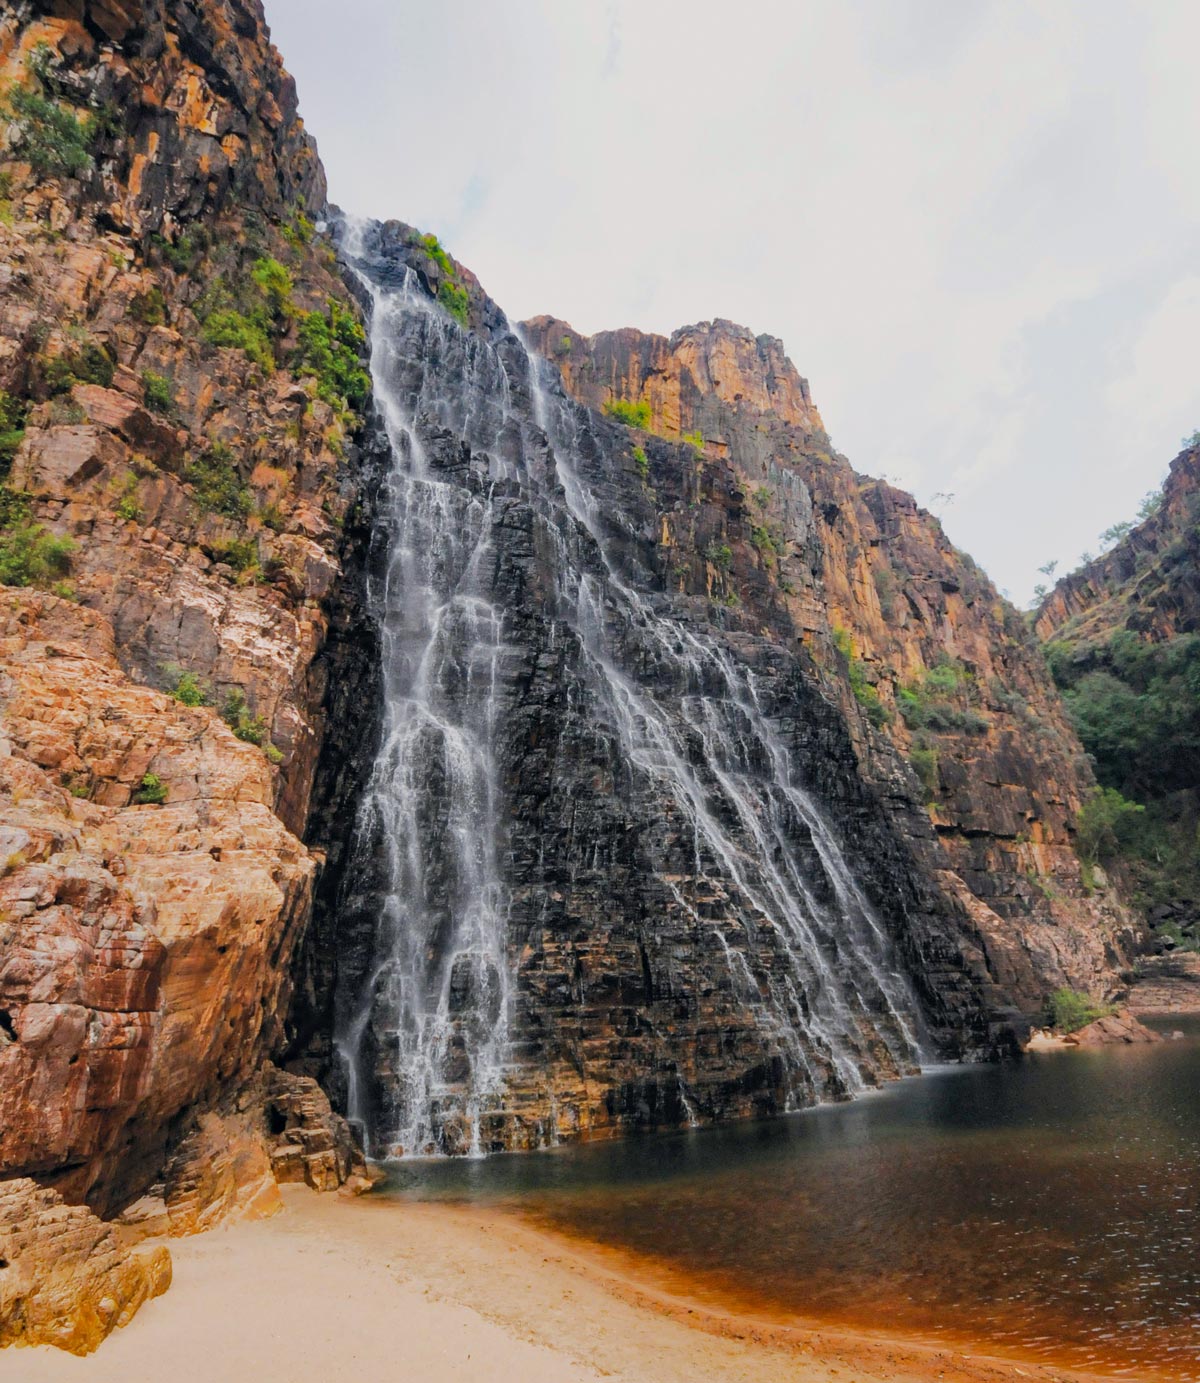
0,0 -> 370,1257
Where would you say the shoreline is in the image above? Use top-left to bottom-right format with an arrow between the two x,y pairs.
15,1185 -> 1159,1383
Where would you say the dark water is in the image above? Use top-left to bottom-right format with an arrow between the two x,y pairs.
381,1020 -> 1200,1380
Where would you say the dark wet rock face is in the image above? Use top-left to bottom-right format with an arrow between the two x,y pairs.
305,222 -> 1130,1160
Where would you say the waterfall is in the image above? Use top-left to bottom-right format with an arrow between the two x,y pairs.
333,219 -> 925,1159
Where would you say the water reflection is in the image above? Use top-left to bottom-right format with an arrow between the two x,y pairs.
381,1023 -> 1200,1380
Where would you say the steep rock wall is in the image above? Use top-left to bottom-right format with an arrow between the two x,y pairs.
525,316 -> 1134,1021
0,0 -> 370,1229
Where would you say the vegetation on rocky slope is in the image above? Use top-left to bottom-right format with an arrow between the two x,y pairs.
1040,445 -> 1200,951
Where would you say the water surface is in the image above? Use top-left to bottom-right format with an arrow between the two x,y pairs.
382,1023 -> 1200,1380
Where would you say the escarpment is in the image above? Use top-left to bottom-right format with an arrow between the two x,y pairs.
1037,442 -> 1200,963
0,0 -> 374,1345
524,316 -> 1134,1024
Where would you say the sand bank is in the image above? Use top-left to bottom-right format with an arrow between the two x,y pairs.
17,1185 -> 1127,1383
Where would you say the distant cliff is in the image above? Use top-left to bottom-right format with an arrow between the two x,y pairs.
1037,442 -> 1200,953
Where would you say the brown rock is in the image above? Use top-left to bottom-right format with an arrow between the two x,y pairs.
0,1177 -> 171,1355
1071,1009 -> 1163,1046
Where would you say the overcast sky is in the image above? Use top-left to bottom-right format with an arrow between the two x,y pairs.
263,0 -> 1199,604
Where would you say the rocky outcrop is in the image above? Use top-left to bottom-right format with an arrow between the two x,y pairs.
1128,954 -> 1200,1015
523,316 -> 1133,1026
0,0 -> 372,1349
0,591 -> 314,1212
1036,443 -> 1200,948
0,1177 -> 171,1354
1035,444 -> 1200,646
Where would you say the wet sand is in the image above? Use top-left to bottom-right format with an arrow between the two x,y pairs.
16,1184 -> 1136,1383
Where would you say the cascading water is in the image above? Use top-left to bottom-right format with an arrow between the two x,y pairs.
333,218 -> 925,1159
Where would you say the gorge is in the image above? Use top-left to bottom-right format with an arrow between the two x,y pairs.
0,0 -> 1191,1372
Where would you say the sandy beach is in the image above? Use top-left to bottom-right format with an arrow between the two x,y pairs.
15,1185 -> 1128,1383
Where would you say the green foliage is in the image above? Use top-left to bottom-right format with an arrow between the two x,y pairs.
1076,786 -> 1145,866
141,370 -> 174,416
250,256 -> 294,318
831,625 -> 891,726
185,442 -> 252,520
555,335 -> 572,356
1137,488 -> 1163,521
1045,987 -> 1114,1033
153,227 -> 208,275
436,278 -> 469,327
113,471 -> 141,522
1048,631 -> 1200,799
750,524 -> 780,560
752,486 -> 771,510
45,340 -> 114,394
220,689 -> 280,762
208,535 -> 259,576
0,489 -> 74,589
294,299 -> 370,415
415,232 -> 454,277
200,309 -> 274,370
604,398 -> 652,429
197,255 -> 296,370
632,445 -> 649,480
706,542 -> 733,572
168,670 -> 208,706
129,287 -> 166,326
3,58 -> 96,178
132,772 -> 167,806
682,429 -> 704,456
909,746 -> 939,802
1182,429 -> 1200,450
897,656 -> 987,734
1099,519 -> 1133,549
0,391 -> 27,480
281,210 -> 315,249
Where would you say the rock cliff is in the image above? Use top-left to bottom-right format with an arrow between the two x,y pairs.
0,0 -> 370,1345
1037,442 -> 1200,951
525,316 -> 1133,1018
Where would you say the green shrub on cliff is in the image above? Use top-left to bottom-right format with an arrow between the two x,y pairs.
897,656 -> 987,734
909,746 -> 939,801
185,443 -> 252,520
0,392 -> 26,481
200,309 -> 274,370
294,300 -> 370,416
437,279 -> 469,327
141,370 -> 174,416
220,689 -> 281,763
682,429 -> 704,456
0,489 -> 75,589
129,287 -> 167,326
604,398 -> 652,429
133,772 -> 167,806
3,47 -> 97,179
415,232 -> 454,277
251,256 -> 295,319
167,669 -> 209,707
1075,787 -> 1145,867
632,445 -> 649,480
